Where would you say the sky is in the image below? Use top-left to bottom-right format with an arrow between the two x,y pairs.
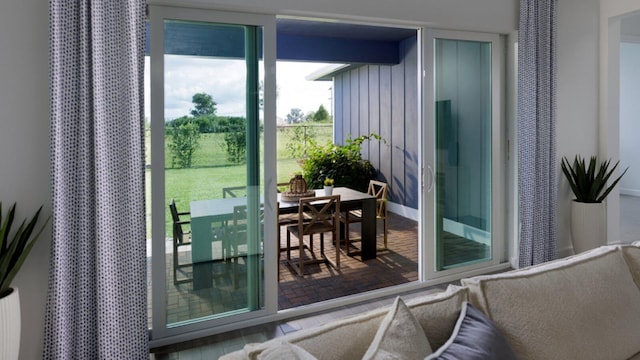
144,57 -> 334,121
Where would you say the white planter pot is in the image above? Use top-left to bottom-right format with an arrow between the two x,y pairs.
570,201 -> 606,254
0,288 -> 21,360
324,186 -> 333,196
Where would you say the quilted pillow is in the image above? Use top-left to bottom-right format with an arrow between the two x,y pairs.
426,302 -> 516,360
362,297 -> 433,360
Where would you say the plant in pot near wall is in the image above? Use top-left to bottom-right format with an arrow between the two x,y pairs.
0,203 -> 48,360
561,155 -> 628,254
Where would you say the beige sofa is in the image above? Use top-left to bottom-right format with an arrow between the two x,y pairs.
222,242 -> 640,360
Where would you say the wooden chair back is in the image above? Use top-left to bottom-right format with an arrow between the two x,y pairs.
223,185 -> 247,198
296,195 -> 340,236
169,199 -> 190,245
231,204 -> 264,249
368,180 -> 388,219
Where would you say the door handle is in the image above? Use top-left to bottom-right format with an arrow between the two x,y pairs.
427,165 -> 434,193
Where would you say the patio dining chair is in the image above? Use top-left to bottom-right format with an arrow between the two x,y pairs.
222,185 -> 247,198
339,180 -> 388,256
230,204 -> 264,288
169,199 -> 193,285
286,195 -> 340,276
276,182 -> 300,279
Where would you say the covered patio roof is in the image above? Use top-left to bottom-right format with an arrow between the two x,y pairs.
146,18 -> 416,64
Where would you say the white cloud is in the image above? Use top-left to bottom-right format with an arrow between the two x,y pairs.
145,57 -> 334,121
276,61 -> 334,119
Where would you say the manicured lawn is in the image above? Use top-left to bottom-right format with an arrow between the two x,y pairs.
146,123 -> 332,236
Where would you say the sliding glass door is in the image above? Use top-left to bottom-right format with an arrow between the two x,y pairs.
425,30 -> 504,277
149,6 -> 277,339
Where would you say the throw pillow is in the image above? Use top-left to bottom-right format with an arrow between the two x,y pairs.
426,302 -> 516,360
257,341 -> 317,360
363,296 -> 433,360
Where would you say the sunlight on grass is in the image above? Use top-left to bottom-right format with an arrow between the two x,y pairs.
145,123 -> 330,237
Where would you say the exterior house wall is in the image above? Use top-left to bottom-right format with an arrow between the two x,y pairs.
333,36 -> 419,210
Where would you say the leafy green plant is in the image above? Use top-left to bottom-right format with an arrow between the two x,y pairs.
561,155 -> 628,203
323,177 -> 334,186
222,118 -> 247,164
286,124 -> 316,159
300,133 -> 385,192
168,121 -> 201,168
0,203 -> 48,298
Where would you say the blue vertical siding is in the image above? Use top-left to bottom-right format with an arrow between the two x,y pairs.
333,36 -> 419,209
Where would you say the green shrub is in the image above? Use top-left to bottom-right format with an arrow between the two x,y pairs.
286,125 -> 316,159
168,121 -> 201,168
222,117 -> 247,164
300,133 -> 384,193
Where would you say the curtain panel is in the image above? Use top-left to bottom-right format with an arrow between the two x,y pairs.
45,1 -> 148,358
517,0 -> 558,267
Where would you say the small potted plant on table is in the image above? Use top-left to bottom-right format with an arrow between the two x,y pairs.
323,178 -> 334,196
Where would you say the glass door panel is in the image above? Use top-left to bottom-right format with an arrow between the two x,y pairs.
149,6 -> 274,337
163,20 -> 264,325
434,38 -> 493,270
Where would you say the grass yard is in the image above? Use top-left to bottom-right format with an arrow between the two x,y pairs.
146,123 -> 332,237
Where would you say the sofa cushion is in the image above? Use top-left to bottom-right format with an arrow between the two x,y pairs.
363,297 -> 432,360
622,244 -> 640,289
426,302 -> 516,360
234,286 -> 467,360
257,341 -> 317,360
462,246 -> 640,360
410,285 -> 469,350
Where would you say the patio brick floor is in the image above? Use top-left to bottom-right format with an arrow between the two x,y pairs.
277,211 -> 418,308
147,212 -> 418,326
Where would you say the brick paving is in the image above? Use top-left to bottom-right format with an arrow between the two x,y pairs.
149,212 -> 418,325
277,212 -> 418,309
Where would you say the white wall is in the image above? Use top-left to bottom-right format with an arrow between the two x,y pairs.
163,0 -> 518,33
556,0 -> 601,255
620,41 -> 640,196
5,0 -> 625,357
599,0 -> 640,243
0,1 -> 51,360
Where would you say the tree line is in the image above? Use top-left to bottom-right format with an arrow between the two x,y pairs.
167,92 -> 330,168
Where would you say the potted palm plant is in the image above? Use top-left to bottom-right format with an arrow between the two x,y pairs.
561,155 -> 628,254
0,202 -> 48,360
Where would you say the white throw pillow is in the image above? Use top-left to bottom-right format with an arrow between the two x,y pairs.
362,297 -> 433,360
257,341 -> 317,360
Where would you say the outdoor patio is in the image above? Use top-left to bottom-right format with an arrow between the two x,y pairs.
147,211 -> 489,325
147,211 -> 418,325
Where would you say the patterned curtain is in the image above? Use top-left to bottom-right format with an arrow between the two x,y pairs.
518,0 -> 558,267
45,1 -> 148,358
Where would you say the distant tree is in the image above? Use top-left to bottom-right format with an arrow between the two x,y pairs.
190,92 -> 217,117
167,115 -> 215,134
305,111 -> 316,122
313,104 -> 329,122
286,124 -> 316,159
286,108 -> 305,124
